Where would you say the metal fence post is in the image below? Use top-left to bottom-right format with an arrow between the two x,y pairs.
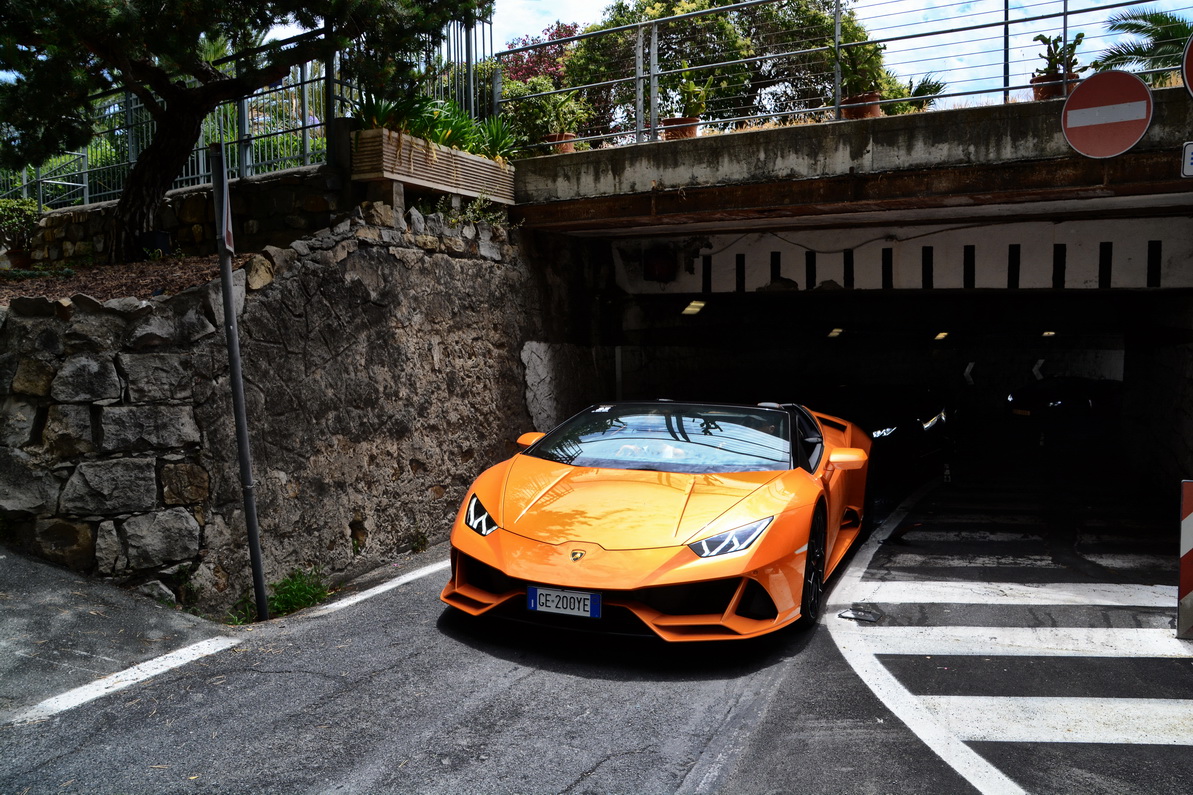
492,62 -> 502,118
635,27 -> 645,143
833,0 -> 843,120
649,23 -> 659,142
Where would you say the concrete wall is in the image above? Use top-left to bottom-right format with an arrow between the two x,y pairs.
515,87 -> 1193,205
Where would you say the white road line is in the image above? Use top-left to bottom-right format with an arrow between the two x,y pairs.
831,619 -> 1030,795
305,558 -> 451,617
6,557 -> 451,726
827,482 -> 1030,795
830,579 -> 1177,608
877,553 -> 1170,570
896,531 -> 1044,542
919,696 -> 1193,745
6,636 -> 241,726
836,623 -> 1193,658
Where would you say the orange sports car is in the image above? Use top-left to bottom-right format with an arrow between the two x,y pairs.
440,401 -> 871,642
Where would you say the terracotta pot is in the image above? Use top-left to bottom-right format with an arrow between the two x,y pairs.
841,91 -> 882,120
661,117 -> 700,140
542,132 -> 577,154
1031,73 -> 1080,101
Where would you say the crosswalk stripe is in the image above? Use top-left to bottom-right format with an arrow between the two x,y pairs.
834,624 -> 1192,658
875,553 -> 1169,569
918,695 -> 1193,745
830,579 -> 1176,607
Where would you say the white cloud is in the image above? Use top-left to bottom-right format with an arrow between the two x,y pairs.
491,0 -> 607,50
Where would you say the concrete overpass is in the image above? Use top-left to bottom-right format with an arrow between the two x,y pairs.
513,86 -> 1193,239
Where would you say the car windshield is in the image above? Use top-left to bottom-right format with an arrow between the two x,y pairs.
526,403 -> 792,474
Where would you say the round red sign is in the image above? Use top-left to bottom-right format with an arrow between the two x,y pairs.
1062,70 -> 1153,159
1184,34 -> 1193,100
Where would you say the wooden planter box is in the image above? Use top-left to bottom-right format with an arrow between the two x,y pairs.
351,128 -> 515,205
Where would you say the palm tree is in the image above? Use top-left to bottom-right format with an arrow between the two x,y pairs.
1092,7 -> 1193,86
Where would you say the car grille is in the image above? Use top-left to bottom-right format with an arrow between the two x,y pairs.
458,553 -> 777,621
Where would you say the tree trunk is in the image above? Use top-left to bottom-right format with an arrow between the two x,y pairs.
111,105 -> 209,263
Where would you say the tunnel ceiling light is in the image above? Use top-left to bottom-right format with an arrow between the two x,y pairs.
1042,330 -> 1057,337
934,332 -> 949,340
827,328 -> 844,338
681,300 -> 706,316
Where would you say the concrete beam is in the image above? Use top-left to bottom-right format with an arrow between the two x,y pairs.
513,87 -> 1193,235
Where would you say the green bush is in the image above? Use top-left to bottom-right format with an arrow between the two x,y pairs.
0,198 -> 41,251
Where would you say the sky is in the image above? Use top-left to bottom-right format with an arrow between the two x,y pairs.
490,0 -> 605,49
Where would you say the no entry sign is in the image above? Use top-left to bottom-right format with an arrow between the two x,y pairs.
1062,70 -> 1153,159
1184,34 -> 1193,100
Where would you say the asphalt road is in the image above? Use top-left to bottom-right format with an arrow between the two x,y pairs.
2,440 -> 1189,794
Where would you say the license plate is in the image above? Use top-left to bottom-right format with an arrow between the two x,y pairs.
527,586 -> 601,618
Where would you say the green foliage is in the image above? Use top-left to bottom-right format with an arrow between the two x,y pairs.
0,265 -> 75,281
1092,8 -> 1193,85
0,198 -> 41,251
474,115 -> 524,162
677,62 -> 715,117
269,568 -> 330,616
1033,32 -> 1088,76
828,42 -> 888,97
498,76 -> 592,151
224,567 -> 331,624
0,0 -> 489,256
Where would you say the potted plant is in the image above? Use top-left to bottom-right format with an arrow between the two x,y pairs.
829,42 -> 887,119
539,90 -> 589,153
0,197 -> 41,269
350,92 -> 515,204
662,62 -> 713,140
1031,32 -> 1088,100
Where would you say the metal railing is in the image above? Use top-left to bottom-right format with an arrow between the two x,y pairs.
3,2 -> 1188,208
0,17 -> 495,211
496,0 -> 1193,151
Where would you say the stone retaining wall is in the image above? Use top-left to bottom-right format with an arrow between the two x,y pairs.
1,201 -> 548,614
29,166 -> 344,265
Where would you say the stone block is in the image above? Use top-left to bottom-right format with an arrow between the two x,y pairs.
42,404 -> 95,457
94,519 -> 128,574
245,255 -> 275,291
11,357 -> 56,396
125,312 -> 176,350
118,353 -> 192,402
33,518 -> 94,571
205,267 -> 245,330
178,193 -> 209,224
100,405 -> 201,452
161,462 -> 210,505
60,458 -> 157,514
50,353 -> 121,403
1,396 -> 39,447
0,448 -> 62,513
122,508 -> 201,569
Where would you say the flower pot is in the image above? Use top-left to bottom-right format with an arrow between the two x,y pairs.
841,91 -> 882,120
351,128 -> 515,204
661,117 -> 700,140
542,132 -> 577,154
1031,73 -> 1080,101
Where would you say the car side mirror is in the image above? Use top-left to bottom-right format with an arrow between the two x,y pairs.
827,447 -> 868,470
517,431 -> 546,450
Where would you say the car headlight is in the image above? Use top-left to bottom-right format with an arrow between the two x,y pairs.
688,518 -> 772,558
464,494 -> 500,536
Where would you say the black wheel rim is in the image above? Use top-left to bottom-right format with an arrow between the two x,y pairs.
802,509 -> 826,623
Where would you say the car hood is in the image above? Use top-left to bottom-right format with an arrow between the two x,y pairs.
499,455 -> 780,550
